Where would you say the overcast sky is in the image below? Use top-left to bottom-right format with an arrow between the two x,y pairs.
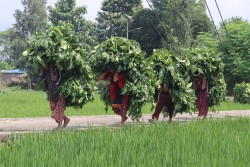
0,0 -> 249,32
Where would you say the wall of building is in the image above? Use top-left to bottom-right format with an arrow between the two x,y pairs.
1,73 -> 20,81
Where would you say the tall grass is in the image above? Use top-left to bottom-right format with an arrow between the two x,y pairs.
0,118 -> 249,167
0,90 -> 249,118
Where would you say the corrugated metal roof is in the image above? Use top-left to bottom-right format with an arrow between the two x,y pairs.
1,69 -> 26,74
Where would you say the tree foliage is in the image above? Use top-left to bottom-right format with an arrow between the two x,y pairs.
148,0 -> 211,47
197,17 -> 250,94
0,29 -> 14,63
127,0 -> 212,54
196,32 -> 219,49
96,0 -> 142,41
1,0 -> 48,68
220,18 -> 250,83
48,0 -> 98,51
128,8 -> 162,55
189,0 -> 213,40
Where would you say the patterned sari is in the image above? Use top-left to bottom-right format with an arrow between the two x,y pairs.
47,66 -> 65,123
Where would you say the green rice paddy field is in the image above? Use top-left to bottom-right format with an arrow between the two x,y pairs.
0,90 -> 249,118
0,118 -> 249,166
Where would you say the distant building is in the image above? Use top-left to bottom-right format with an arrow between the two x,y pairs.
1,69 -> 26,82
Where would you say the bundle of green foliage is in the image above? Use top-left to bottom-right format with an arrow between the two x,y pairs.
23,22 -> 94,108
92,37 -> 155,120
150,49 -> 196,115
184,47 -> 226,109
233,83 -> 250,104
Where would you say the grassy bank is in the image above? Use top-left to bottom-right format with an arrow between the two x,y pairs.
0,118 -> 249,166
0,90 -> 249,118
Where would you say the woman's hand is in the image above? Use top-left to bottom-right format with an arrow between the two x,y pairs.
99,71 -> 108,80
113,72 -> 119,82
50,66 -> 57,81
201,79 -> 207,90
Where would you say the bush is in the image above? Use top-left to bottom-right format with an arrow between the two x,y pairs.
233,83 -> 250,104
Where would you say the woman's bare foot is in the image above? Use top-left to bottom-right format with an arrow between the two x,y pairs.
62,117 -> 70,128
169,118 -> 172,123
53,121 -> 62,131
121,116 -> 128,124
58,121 -> 62,127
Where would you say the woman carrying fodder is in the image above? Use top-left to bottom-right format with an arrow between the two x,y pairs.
149,49 -> 196,121
99,65 -> 129,124
23,22 -> 94,128
92,37 -> 155,121
184,47 -> 226,116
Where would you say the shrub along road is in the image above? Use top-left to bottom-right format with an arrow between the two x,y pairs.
0,110 -> 250,142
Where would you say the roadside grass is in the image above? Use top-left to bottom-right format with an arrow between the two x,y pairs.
0,90 -> 249,118
213,100 -> 250,111
0,90 -> 112,118
0,118 -> 249,167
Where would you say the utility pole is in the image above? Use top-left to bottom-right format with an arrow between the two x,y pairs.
124,15 -> 142,39
124,14 -> 133,39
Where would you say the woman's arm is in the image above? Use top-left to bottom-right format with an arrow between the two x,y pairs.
99,71 -> 110,80
113,72 -> 119,82
201,79 -> 207,90
117,73 -> 126,90
193,80 -> 198,91
40,65 -> 48,80
50,66 -> 57,81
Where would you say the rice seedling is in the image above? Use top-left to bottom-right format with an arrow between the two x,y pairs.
0,118 -> 249,167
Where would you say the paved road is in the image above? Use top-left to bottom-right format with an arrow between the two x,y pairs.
0,110 -> 250,142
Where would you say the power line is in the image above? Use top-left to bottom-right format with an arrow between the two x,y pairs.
203,0 -> 223,47
144,0 -> 182,46
143,0 -> 183,54
214,0 -> 230,38
139,4 -> 166,44
204,0 -> 237,83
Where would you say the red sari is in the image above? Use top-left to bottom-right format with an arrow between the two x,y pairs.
152,90 -> 174,120
103,72 -> 129,118
194,79 -> 208,117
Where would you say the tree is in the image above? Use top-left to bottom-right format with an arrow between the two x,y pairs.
0,0 -> 48,69
48,0 -> 98,51
220,18 -> 250,88
0,61 -> 13,70
196,32 -> 219,49
147,0 -> 212,48
189,0 -> 213,40
0,60 -> 13,80
0,29 -> 13,63
196,17 -> 250,94
149,0 -> 193,47
96,0 -> 142,42
128,9 -> 162,55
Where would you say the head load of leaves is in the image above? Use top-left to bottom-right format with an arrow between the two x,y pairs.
149,49 -> 196,115
183,47 -> 227,109
92,37 -> 155,121
23,22 -> 94,108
